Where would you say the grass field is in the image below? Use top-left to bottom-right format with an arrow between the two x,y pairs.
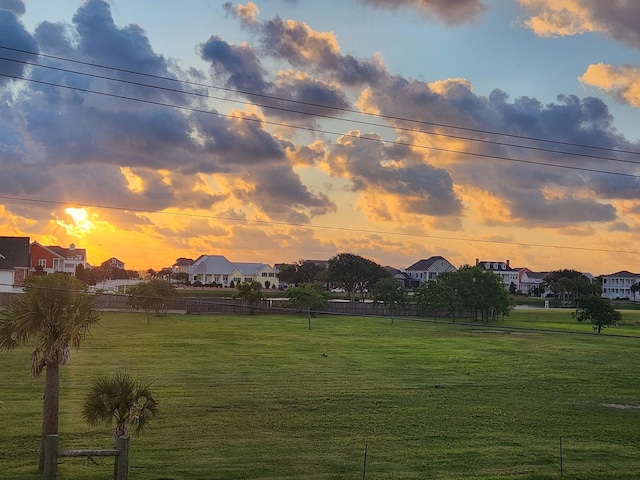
1,308 -> 639,479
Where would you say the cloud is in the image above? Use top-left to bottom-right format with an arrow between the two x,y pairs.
259,16 -> 387,85
357,0 -> 486,25
0,0 -> 25,15
223,2 -> 260,28
0,9 -> 38,85
518,0 -> 640,50
580,63 -> 640,107
325,131 -> 464,217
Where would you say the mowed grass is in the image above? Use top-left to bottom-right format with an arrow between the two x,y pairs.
1,310 -> 640,479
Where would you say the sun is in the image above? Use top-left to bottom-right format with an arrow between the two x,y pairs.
60,207 -> 96,237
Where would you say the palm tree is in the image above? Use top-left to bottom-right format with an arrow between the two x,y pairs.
0,273 -> 100,471
82,371 -> 160,442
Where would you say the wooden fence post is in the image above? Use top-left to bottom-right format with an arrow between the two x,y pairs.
115,436 -> 130,480
43,434 -> 58,480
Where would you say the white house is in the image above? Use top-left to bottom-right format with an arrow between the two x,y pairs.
189,255 -> 279,288
405,256 -> 457,284
517,268 -> 548,295
476,259 -> 519,291
601,271 -> 640,300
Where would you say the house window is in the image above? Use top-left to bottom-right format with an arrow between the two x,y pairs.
38,259 -> 46,267
268,273 -> 275,277
262,272 -> 268,277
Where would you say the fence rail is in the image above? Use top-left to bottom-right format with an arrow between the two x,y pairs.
43,434 -> 129,480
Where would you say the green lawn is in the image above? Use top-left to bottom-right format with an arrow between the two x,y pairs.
1,310 -> 639,479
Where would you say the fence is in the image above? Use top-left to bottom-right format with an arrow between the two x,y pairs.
43,434 -> 129,480
0,292 -> 467,319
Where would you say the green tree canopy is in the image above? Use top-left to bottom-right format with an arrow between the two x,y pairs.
372,277 -> 408,318
0,273 -> 100,470
234,280 -> 264,314
327,253 -> 390,300
543,269 -> 599,304
128,279 -> 176,319
575,295 -> 621,334
414,266 -> 510,323
277,260 -> 325,286
285,283 -> 328,314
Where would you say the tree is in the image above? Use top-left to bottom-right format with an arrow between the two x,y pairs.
277,260 -> 325,286
543,270 -> 599,305
0,273 -> 100,471
327,253 -> 390,300
285,283 -> 329,328
82,371 -> 160,443
127,279 -> 176,321
631,282 -> 640,302
371,277 -> 407,322
234,280 -> 263,314
575,295 -> 621,334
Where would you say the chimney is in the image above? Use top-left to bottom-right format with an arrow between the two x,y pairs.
70,243 -> 75,250
475,258 -> 479,266
506,259 -> 510,267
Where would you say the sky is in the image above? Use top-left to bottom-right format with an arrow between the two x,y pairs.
1,0 -> 640,275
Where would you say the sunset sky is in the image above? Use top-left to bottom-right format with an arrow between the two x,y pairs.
1,0 -> 640,275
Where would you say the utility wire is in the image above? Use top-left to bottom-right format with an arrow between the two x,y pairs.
2,44 -> 638,157
2,194 -> 640,255
2,71 -> 639,179
2,54 -> 639,167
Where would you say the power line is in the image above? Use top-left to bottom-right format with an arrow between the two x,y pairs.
2,53 -> 639,167
2,71 -> 640,179
2,44 -> 638,157
2,194 -> 639,256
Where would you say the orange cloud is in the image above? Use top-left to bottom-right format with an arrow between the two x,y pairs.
517,0 -> 598,37
580,63 -> 640,107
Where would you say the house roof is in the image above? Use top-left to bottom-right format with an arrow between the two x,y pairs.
603,270 -> 640,278
234,262 -> 270,275
0,236 -> 30,268
174,257 -> 194,267
191,255 -> 237,275
48,244 -> 87,259
406,256 -> 447,271
477,260 -> 517,272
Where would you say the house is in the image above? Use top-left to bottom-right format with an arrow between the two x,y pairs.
172,257 -> 194,274
601,271 -> 640,300
101,257 -> 125,270
30,242 -> 87,275
0,236 -> 30,292
385,266 -> 420,289
234,262 -> 279,289
476,259 -> 519,291
405,256 -> 457,284
516,268 -> 548,295
189,255 -> 280,289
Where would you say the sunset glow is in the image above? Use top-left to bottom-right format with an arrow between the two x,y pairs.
1,0 -> 638,275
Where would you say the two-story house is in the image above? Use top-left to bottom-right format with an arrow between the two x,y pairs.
601,271 -> 640,300
30,242 -> 87,275
476,259 -> 519,291
405,256 -> 457,284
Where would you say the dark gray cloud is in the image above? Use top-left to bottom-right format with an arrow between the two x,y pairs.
199,35 -> 350,123
586,0 -> 640,50
0,9 -> 37,85
327,132 -> 463,217
259,17 -> 387,86
245,165 -> 336,222
358,0 -> 486,25
508,191 -> 616,225
0,0 -> 24,15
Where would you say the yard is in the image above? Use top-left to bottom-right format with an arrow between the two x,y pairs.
1,309 -> 639,479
